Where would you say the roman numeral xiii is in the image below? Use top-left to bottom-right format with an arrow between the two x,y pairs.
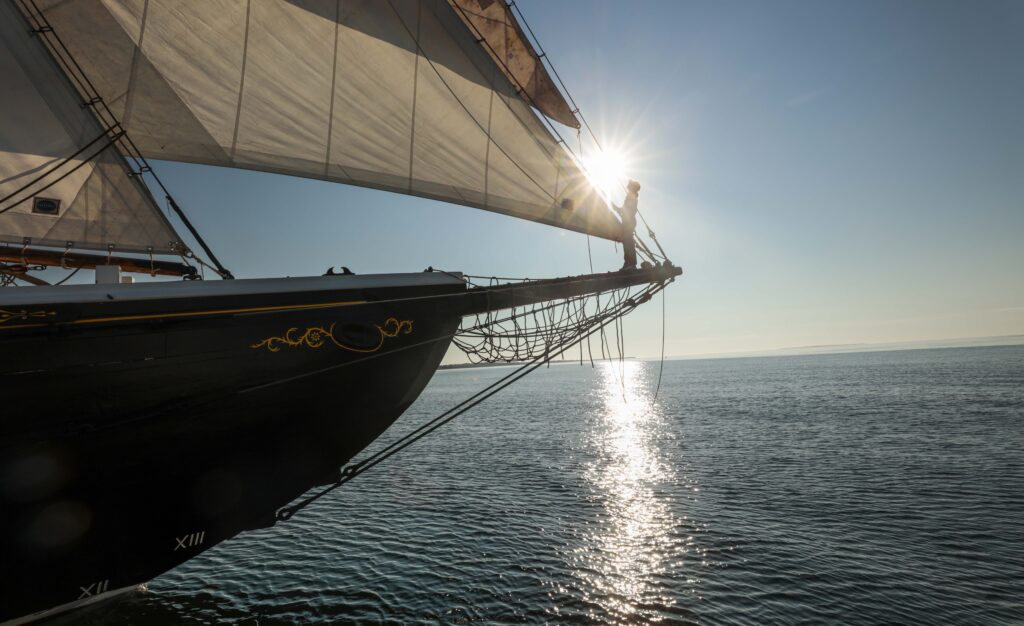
174,530 -> 205,551
78,579 -> 109,599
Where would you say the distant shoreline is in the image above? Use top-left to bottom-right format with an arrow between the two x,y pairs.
439,335 -> 1024,369
668,334 -> 1024,362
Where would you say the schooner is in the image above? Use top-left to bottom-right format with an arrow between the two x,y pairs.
0,0 -> 679,621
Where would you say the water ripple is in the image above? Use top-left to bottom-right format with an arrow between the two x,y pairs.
89,346 -> 1024,624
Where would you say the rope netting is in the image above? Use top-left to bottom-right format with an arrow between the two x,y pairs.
453,275 -> 653,364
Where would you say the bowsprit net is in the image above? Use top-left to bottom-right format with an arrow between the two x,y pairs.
453,275 -> 651,364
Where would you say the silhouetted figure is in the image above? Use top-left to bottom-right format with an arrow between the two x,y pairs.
616,180 -> 640,270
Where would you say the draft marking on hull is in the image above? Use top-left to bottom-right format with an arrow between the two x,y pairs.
174,530 -> 206,551
77,579 -> 109,600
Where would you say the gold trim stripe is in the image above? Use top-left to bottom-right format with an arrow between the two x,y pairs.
0,299 -> 366,330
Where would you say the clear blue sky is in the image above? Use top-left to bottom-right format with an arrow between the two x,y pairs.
149,0 -> 1023,359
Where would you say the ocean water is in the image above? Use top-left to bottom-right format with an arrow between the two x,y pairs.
97,346 -> 1023,624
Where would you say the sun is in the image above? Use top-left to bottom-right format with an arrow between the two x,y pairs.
582,148 -> 631,205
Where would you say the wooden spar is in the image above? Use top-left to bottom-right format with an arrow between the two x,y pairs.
458,263 -> 682,317
0,267 -> 49,285
0,246 -> 197,278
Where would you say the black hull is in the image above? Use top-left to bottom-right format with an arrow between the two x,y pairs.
0,273 -> 465,622
0,265 -> 680,622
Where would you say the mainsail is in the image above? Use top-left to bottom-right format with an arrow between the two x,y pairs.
26,0 -> 622,241
0,1 -> 184,255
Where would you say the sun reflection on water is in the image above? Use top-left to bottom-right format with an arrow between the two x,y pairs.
571,361 -> 687,623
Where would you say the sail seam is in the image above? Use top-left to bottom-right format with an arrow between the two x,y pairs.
386,0 -> 553,203
12,1 -> 624,244
229,0 -> 253,161
437,2 -> 562,183
483,78 -> 494,207
443,4 -> 567,162
120,0 -> 150,132
407,0 -> 422,192
323,0 -> 341,179
447,1 -> 613,211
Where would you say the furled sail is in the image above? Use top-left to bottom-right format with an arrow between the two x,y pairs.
0,2 -> 184,255
27,0 -> 622,241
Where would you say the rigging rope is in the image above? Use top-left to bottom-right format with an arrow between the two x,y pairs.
52,266 -> 80,286
502,1 -> 673,268
654,288 -> 666,401
16,0 -> 233,279
276,277 -> 668,522
452,0 -> 669,268
453,276 -> 640,364
391,0 -> 560,206
0,127 -> 121,214
0,134 -> 125,218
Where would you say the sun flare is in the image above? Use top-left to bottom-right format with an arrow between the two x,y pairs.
582,148 -> 631,204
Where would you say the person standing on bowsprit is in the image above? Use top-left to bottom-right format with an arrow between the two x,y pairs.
615,179 -> 641,270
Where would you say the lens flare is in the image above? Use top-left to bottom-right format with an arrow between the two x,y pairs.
582,149 -> 630,205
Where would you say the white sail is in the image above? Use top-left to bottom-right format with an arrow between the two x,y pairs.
28,0 -> 622,241
0,2 -> 184,255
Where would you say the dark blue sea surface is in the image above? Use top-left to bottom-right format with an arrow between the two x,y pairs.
102,346 -> 1023,624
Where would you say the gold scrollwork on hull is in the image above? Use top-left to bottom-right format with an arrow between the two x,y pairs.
0,308 -> 56,325
251,317 -> 413,353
